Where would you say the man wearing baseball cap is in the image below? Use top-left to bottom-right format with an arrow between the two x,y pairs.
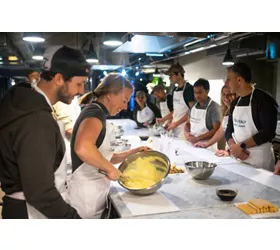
159,63 -> 195,138
0,45 -> 90,219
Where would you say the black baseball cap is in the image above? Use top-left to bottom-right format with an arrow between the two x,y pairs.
42,45 -> 90,77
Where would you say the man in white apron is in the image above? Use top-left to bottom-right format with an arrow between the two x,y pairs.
0,45 -> 90,219
164,63 -> 195,139
185,78 -> 221,152
152,85 -> 173,128
225,62 -> 278,171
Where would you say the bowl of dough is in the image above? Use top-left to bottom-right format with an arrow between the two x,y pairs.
118,150 -> 171,195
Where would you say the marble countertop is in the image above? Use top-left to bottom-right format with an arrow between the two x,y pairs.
109,119 -> 280,219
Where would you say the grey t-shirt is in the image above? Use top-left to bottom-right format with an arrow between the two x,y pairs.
192,97 -> 221,131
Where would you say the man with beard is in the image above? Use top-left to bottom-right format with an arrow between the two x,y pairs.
0,45 -> 90,218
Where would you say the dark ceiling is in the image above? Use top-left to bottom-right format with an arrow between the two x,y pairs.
0,32 -> 279,77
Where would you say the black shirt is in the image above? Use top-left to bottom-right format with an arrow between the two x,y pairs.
71,101 -> 109,172
225,88 -> 278,145
166,94 -> 174,112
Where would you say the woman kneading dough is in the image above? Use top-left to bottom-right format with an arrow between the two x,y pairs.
69,73 -> 150,219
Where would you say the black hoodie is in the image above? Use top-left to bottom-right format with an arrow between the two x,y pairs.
0,83 -> 80,218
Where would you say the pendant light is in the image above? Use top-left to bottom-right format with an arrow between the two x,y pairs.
222,45 -> 234,66
32,47 -> 44,60
86,39 -> 99,64
153,67 -> 161,77
103,33 -> 123,47
23,32 -> 45,43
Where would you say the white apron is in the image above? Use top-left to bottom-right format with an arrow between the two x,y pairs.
7,86 -> 69,219
221,115 -> 229,150
137,105 -> 155,124
190,99 -> 217,152
159,101 -> 170,118
221,116 -> 229,132
67,106 -> 116,219
232,89 -> 275,171
172,83 -> 190,139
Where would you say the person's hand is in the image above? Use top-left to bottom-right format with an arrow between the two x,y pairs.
238,150 -> 250,161
136,146 -> 152,152
188,134 -> 199,145
107,167 -> 122,181
274,160 -> 280,175
215,149 -> 230,157
229,143 -> 243,158
156,118 -> 165,124
194,141 -> 209,148
143,122 -> 149,127
130,146 -> 152,155
167,122 -> 178,131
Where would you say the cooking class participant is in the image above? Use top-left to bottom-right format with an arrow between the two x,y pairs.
69,73 -> 151,219
53,96 -> 82,174
225,62 -> 278,171
26,69 -> 41,87
151,84 -> 173,127
160,63 -> 195,138
133,90 -> 161,128
184,78 -> 221,152
194,84 -> 236,157
0,45 -> 89,219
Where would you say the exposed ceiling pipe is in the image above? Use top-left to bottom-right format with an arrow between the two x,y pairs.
235,50 -> 265,58
147,32 -> 255,66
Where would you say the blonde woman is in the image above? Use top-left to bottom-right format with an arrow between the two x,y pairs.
194,84 -> 236,156
69,73 -> 150,219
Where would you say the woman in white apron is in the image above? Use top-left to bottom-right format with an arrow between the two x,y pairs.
231,88 -> 275,171
194,85 -> 236,156
170,83 -> 190,139
133,90 -> 161,127
68,73 -> 151,219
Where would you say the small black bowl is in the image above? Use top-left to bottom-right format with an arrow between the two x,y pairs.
216,188 -> 238,201
139,136 -> 149,141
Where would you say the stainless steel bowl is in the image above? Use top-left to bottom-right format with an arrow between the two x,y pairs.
185,161 -> 217,180
118,150 -> 171,195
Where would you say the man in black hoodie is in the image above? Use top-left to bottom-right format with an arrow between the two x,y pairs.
0,45 -> 90,219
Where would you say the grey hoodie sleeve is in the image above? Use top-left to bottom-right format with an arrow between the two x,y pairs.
14,116 -> 80,219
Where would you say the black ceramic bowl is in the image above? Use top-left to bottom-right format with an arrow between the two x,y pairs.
139,136 -> 149,141
216,188 -> 238,201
